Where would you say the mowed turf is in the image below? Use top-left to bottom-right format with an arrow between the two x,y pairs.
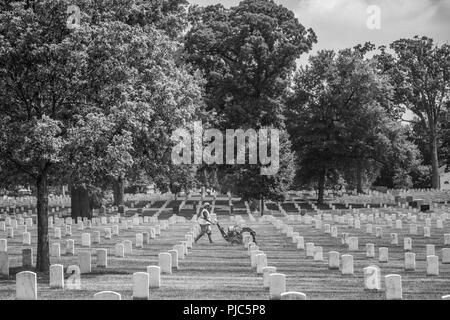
0,216 -> 267,300
251,211 -> 450,300
1,209 -> 450,300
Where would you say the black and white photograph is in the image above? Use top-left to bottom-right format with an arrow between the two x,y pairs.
0,0 -> 450,307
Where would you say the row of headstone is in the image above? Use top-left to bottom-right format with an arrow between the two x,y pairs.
262,211 -> 450,299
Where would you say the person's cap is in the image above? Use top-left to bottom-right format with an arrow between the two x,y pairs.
203,202 -> 211,207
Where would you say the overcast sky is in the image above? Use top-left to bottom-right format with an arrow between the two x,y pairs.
190,0 -> 450,65
190,0 -> 449,120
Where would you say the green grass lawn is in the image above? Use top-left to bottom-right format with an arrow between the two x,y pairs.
1,210 -> 450,300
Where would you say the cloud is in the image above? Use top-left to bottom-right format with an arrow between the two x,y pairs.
292,0 -> 450,55
189,0 -> 450,65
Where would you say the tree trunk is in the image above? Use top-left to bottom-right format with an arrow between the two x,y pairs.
113,176 -> 124,206
430,132 -> 440,189
260,198 -> 264,216
356,163 -> 364,194
317,169 -> 326,205
71,186 -> 92,219
36,172 -> 50,273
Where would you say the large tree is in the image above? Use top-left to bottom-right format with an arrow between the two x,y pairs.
287,46 -> 397,203
184,0 -> 316,206
0,0 -> 94,271
377,36 -> 450,189
0,0 -> 203,271
62,0 -> 196,208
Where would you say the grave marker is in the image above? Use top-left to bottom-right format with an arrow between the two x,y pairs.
133,272 -> 149,300
341,255 -> 354,275
385,275 -> 402,300
405,252 -> 416,271
78,251 -> 91,274
16,271 -> 37,300
269,273 -> 286,300
366,243 -> 375,258
363,266 -> 381,291
147,266 -> 161,288
159,252 -> 172,274
50,264 -> 64,289
94,291 -> 121,300
379,247 -> 388,263
66,239 -> 75,255
328,251 -> 340,270
427,255 -> 439,276
97,249 -> 107,268
168,249 -> 179,269
263,266 -> 277,288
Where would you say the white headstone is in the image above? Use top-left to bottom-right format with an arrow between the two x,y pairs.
426,244 -> 435,256
341,254 -> 354,275
375,227 -> 382,238
50,243 -> 61,259
313,246 -> 323,261
444,234 -> 450,246
159,252 -> 172,274
363,265 -> 381,290
331,226 -> 338,238
78,251 -> 91,274
16,271 -> 37,300
115,243 -> 124,258
263,266 -> 277,288
66,239 -> 75,255
385,274 -> 402,300
65,225 -> 72,236
123,240 -> 133,255
348,237 -> 358,251
366,243 -> 375,258
251,250 -> 263,268
306,243 -> 315,258
149,228 -> 156,239
112,225 -> 119,236
328,251 -> 340,270
0,252 -> 9,276
136,233 -> 144,248
269,273 -> 286,300
22,232 -> 31,246
405,252 -> 416,271
389,233 -> 398,246
280,292 -> 307,300
97,249 -> 107,268
404,238 -> 412,251
0,239 -> 7,252
296,236 -> 305,250
379,247 -> 389,263
50,264 -> 64,289
6,227 -> 14,238
442,248 -> 450,264
427,255 -> 439,276
147,266 -> 161,288
256,253 -> 268,274
174,244 -> 185,260
168,249 -> 179,269
81,233 -> 91,247
132,272 -> 149,300
94,291 -> 121,300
